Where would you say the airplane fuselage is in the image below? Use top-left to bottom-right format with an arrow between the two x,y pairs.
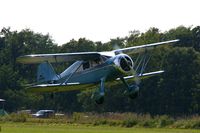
58,54 -> 133,85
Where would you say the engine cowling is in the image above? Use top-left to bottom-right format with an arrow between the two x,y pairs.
114,54 -> 134,73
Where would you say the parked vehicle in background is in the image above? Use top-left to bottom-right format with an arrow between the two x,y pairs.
32,110 -> 55,118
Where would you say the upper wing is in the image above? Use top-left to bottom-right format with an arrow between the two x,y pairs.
17,39 -> 179,64
17,52 -> 101,64
113,39 -> 179,55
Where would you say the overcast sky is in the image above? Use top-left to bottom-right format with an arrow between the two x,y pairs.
1,0 -> 200,45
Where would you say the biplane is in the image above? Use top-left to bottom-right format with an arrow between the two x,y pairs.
17,39 -> 179,104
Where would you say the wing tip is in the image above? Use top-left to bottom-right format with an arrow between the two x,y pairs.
16,56 -> 28,64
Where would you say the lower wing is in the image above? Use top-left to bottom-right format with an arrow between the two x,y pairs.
119,70 -> 164,80
27,70 -> 164,93
27,83 -> 97,93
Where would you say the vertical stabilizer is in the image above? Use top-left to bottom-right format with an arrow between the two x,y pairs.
37,62 -> 59,83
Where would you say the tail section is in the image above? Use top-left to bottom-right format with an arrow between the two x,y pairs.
37,62 -> 59,83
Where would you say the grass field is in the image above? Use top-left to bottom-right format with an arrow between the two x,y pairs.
0,123 -> 200,133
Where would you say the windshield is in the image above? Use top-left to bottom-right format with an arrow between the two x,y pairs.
36,110 -> 45,114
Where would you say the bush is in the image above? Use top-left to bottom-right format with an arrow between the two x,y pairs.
72,112 -> 82,122
0,113 -> 28,122
108,120 -> 121,126
9,113 -> 27,122
192,121 -> 200,129
93,119 -> 108,126
140,120 -> 157,128
158,115 -> 174,127
122,119 -> 137,127
0,115 -> 9,122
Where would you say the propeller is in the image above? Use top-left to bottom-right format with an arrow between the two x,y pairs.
113,44 -> 121,51
131,69 -> 141,86
113,43 -> 123,55
121,55 -> 141,86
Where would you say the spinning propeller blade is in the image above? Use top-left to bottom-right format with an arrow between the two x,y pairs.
121,55 -> 141,86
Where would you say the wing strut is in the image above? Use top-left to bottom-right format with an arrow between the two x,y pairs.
134,50 -> 152,75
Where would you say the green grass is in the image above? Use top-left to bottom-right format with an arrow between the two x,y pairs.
0,123 -> 200,133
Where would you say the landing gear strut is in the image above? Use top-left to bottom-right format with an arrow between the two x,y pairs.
91,77 -> 106,104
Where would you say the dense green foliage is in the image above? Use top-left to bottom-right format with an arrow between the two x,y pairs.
0,26 -> 200,116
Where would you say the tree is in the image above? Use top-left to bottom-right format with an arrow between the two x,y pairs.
192,26 -> 200,51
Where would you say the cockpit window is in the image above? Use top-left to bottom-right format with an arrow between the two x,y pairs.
76,58 -> 104,72
83,61 -> 90,70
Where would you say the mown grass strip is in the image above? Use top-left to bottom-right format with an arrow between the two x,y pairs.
1,123 -> 200,133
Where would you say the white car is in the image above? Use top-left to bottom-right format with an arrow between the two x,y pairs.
32,110 -> 55,118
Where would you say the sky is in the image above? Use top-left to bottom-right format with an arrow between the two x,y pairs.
0,0 -> 200,45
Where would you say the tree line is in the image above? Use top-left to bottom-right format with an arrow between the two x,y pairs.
0,26 -> 200,116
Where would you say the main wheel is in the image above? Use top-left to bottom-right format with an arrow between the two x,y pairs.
125,85 -> 139,99
91,91 -> 105,104
128,91 -> 139,99
95,96 -> 104,104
